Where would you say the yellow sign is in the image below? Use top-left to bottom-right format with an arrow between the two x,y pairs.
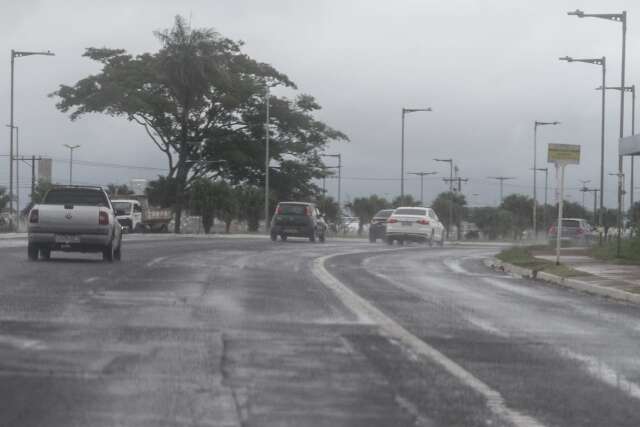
548,143 -> 580,164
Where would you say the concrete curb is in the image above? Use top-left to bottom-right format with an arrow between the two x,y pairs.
484,257 -> 640,305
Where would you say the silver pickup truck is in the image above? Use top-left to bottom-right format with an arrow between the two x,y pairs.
27,186 -> 123,262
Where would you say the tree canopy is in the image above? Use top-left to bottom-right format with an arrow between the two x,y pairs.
51,15 -> 347,232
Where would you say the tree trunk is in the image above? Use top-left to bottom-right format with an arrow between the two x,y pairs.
172,163 -> 189,234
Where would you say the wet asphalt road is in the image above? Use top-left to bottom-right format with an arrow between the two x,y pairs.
1,235 -> 640,426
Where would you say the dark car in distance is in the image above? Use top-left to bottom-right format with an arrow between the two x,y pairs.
369,209 -> 394,242
270,202 -> 327,242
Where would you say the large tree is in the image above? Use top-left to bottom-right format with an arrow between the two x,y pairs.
51,16 -> 346,232
346,195 -> 390,234
500,194 -> 533,240
431,192 -> 467,239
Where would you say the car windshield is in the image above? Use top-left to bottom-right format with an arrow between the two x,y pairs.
42,189 -> 109,207
394,208 -> 426,216
112,202 -> 132,215
278,204 -> 308,215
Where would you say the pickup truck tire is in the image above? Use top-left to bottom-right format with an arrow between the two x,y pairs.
28,243 -> 39,261
103,241 -> 115,262
114,243 -> 122,261
40,248 -> 51,260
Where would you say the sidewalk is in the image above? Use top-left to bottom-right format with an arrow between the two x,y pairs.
534,253 -> 640,298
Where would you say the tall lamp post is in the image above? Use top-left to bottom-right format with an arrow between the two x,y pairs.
535,167 -> 550,232
567,8 -> 626,256
434,158 -> 453,238
596,85 -> 636,208
8,49 -> 54,228
407,171 -> 437,206
401,107 -> 432,200
322,154 -> 342,212
6,125 -> 19,217
264,87 -> 270,234
533,121 -> 560,239
63,144 -> 80,185
559,56 -> 606,228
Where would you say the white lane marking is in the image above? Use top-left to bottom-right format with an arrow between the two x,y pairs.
559,349 -> 640,401
83,277 -> 100,284
312,253 -> 545,427
0,335 -> 46,350
145,256 -> 168,268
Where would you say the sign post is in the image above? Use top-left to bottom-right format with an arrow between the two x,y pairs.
548,144 -> 581,265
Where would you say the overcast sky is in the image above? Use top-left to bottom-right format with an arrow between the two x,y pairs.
2,0 -> 640,210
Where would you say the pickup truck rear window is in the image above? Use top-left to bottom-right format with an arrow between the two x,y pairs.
278,204 -> 308,215
43,189 -> 109,207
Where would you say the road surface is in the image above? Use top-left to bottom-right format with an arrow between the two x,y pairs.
0,235 -> 639,426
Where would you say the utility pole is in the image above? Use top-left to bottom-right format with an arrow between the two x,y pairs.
579,180 -> 591,208
407,171 -> 437,206
443,177 -> 469,192
488,176 -> 516,203
582,187 -> 600,226
434,158 -> 454,238
322,153 -> 342,212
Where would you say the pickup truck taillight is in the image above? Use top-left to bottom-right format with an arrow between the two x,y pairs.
387,218 -> 398,224
417,219 -> 430,225
29,209 -> 39,223
99,211 -> 109,225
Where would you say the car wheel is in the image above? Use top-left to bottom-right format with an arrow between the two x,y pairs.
385,237 -> 393,245
309,231 -> 316,242
281,234 -> 288,242
40,248 -> 51,260
319,233 -> 326,243
28,243 -> 39,261
369,233 -> 376,243
398,239 -> 405,246
103,240 -> 115,262
134,223 -> 145,234
270,232 -> 278,242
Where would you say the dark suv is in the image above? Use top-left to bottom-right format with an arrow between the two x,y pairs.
270,202 -> 327,242
369,209 -> 394,242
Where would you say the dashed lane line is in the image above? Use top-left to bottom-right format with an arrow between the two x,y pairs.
312,252 -> 545,427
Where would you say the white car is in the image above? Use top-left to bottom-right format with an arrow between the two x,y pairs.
385,206 -> 445,246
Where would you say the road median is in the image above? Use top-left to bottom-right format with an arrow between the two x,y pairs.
485,246 -> 640,305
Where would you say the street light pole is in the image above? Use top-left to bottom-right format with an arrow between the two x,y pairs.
408,171 -> 437,206
264,87 -> 270,234
401,107 -> 432,200
8,49 -> 54,229
63,144 -> 80,185
536,168 -> 549,231
533,121 -> 560,239
567,8 -> 626,256
559,55 -> 606,228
